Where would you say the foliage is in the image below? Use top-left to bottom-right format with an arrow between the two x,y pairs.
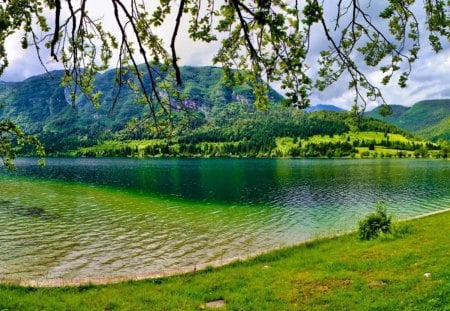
74,130 -> 441,159
0,115 -> 45,169
1,1 -> 449,115
359,202 -> 392,240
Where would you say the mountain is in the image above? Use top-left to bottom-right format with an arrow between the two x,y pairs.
0,66 -> 283,152
305,104 -> 346,113
1,66 -> 423,156
366,100 -> 450,141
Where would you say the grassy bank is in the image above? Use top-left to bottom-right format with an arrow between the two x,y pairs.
70,131 -> 447,159
1,211 -> 449,310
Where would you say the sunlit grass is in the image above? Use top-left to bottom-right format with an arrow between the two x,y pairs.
1,210 -> 449,310
274,131 -> 430,158
296,131 -> 422,145
72,131 -> 439,159
75,139 -> 164,153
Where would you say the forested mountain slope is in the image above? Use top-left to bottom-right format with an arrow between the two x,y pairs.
367,100 -> 450,141
0,66 -> 426,156
0,66 -> 282,152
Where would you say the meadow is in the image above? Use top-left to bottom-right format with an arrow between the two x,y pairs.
1,210 -> 449,310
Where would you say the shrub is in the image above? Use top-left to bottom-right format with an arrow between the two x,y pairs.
359,202 -> 392,240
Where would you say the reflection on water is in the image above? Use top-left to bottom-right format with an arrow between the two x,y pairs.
0,158 -> 449,280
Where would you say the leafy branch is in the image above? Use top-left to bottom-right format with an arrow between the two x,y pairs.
0,0 -> 449,134
0,116 -> 45,169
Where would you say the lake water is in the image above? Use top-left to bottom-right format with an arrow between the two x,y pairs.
0,158 -> 449,282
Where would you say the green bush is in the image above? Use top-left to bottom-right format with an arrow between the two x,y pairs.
359,202 -> 392,240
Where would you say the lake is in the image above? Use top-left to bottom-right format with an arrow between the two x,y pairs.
0,158 -> 449,282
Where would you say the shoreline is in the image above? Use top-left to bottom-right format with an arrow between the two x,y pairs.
2,207 -> 449,288
17,153 -> 450,160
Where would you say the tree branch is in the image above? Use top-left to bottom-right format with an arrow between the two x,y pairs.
171,0 -> 186,86
50,0 -> 61,61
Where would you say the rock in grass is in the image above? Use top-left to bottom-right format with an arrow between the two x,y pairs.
205,299 -> 226,308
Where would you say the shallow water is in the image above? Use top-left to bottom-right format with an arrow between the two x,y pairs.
0,158 -> 448,280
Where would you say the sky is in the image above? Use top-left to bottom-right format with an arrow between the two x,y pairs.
2,1 -> 450,111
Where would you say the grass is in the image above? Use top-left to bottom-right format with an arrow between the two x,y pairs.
70,131 -> 446,159
274,131 -> 441,158
73,139 -> 167,157
297,131 -> 417,145
1,210 -> 449,310
275,133 -> 405,156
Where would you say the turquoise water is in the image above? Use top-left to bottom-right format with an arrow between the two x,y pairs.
0,158 -> 449,281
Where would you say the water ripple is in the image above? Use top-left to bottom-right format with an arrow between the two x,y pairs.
0,158 -> 449,281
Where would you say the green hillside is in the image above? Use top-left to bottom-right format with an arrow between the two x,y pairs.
2,67 -> 447,158
73,106 -> 445,159
367,104 -> 409,123
76,129 -> 444,159
415,116 -> 450,141
0,66 -> 282,152
367,100 -> 450,141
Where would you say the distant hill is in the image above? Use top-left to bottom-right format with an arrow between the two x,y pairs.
366,100 -> 450,141
305,104 -> 346,113
1,66 -> 422,155
0,66 -> 283,152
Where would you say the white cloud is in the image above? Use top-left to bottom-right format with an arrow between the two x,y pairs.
364,44 -> 450,107
2,32 -> 62,81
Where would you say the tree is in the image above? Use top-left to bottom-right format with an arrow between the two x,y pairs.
0,0 -> 449,165
0,114 -> 45,168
